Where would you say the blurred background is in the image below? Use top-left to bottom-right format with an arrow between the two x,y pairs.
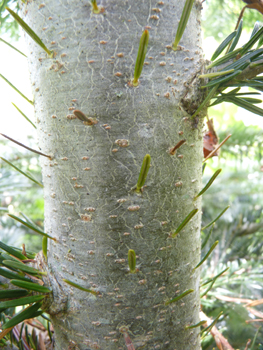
201,1 -> 263,348
0,1 -> 43,253
1,0 -> 263,348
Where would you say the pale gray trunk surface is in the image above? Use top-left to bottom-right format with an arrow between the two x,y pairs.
23,0 -> 204,349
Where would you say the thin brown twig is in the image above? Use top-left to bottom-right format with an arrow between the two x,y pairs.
22,243 -> 26,256
246,319 -> 263,323
169,139 -> 186,155
215,335 -> 224,350
0,326 -> 15,340
203,134 -> 231,163
119,326 -> 135,350
227,1 -> 263,52
244,339 -> 251,350
216,295 -> 252,303
246,298 -> 263,307
0,133 -> 51,159
246,307 -> 263,319
200,311 -> 235,350
235,5 -> 247,30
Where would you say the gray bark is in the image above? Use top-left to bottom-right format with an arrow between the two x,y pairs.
22,0 -> 204,349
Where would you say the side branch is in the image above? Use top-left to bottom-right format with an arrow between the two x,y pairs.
228,60 -> 263,82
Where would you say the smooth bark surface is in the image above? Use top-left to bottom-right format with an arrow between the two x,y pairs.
22,0 -> 204,349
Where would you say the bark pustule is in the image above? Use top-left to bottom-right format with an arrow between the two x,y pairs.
22,0 -> 204,348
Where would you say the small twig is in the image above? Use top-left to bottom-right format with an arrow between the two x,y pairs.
21,243 -> 26,256
246,298 -> 263,307
235,6 -> 247,30
244,339 -> 251,350
200,311 -> 235,350
227,62 -> 263,82
0,326 -> 15,341
215,335 -> 224,350
235,1 -> 263,31
0,133 -> 51,159
246,307 -> 263,319
169,139 -> 186,155
119,326 -> 135,350
203,134 -> 231,163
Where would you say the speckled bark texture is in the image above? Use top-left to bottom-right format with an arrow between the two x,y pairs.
22,0 -> 205,349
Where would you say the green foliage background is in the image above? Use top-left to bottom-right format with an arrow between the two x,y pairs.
0,140 -> 43,253
201,1 -> 263,348
203,0 -> 263,40
0,0 -> 19,39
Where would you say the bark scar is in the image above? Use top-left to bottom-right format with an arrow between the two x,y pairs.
36,251 -> 68,315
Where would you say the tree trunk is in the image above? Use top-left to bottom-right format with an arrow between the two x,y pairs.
22,0 -> 204,348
